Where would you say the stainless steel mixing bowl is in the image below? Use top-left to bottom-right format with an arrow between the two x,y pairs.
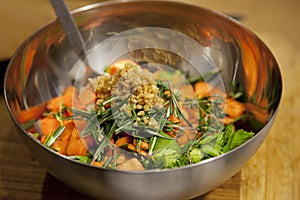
4,1 -> 282,199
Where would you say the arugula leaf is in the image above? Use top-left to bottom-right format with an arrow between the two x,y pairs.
201,144 -> 222,157
182,124 -> 254,165
222,128 -> 254,153
75,155 -> 91,164
152,137 -> 182,168
190,148 -> 203,163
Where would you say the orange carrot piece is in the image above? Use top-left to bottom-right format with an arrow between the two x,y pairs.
46,86 -> 77,113
46,96 -> 63,113
40,116 -> 60,137
225,98 -> 246,119
164,90 -> 171,97
133,139 -> 150,150
128,143 -> 136,151
115,136 -> 132,147
17,103 -> 46,124
93,161 -> 105,167
169,113 -> 180,124
66,128 -> 88,156
62,86 -> 78,108
194,81 -> 211,99
166,131 -> 176,138
41,136 -> 46,144
58,121 -> 74,141
66,138 -> 88,156
51,140 -> 68,155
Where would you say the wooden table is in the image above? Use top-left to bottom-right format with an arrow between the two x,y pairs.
1,0 -> 299,199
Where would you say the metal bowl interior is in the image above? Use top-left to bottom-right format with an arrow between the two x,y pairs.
4,1 -> 282,199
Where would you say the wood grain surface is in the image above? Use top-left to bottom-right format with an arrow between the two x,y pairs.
1,0 -> 300,199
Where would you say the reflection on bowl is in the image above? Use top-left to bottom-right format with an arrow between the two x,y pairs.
4,0 -> 282,199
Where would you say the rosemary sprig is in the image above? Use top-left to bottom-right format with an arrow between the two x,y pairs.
91,121 -> 117,165
148,136 -> 158,156
44,126 -> 66,147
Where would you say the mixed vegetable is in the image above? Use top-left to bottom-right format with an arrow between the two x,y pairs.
17,60 -> 255,171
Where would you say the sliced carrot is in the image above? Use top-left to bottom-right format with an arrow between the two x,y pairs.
41,136 -> 46,144
42,121 -> 74,155
133,139 -> 150,150
224,98 -> 246,119
59,121 -> 74,141
51,139 -> 68,155
66,128 -> 88,156
66,137 -> 88,156
17,103 -> 46,124
46,86 -> 77,113
164,90 -> 171,97
166,131 -> 176,138
40,116 -> 60,136
169,113 -> 180,124
110,138 -> 115,145
61,86 -> 77,108
46,96 -> 63,113
93,161 -> 105,167
71,96 -> 86,111
126,144 -> 148,156
115,136 -> 132,147
194,81 -> 211,99
127,143 -> 136,152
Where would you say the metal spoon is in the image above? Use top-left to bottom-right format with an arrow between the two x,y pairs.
50,0 -> 94,76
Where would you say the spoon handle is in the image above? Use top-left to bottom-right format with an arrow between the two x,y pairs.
50,0 -> 87,61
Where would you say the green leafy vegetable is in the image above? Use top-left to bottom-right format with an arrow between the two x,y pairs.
222,127 -> 254,153
152,137 -> 182,168
179,124 -> 254,165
